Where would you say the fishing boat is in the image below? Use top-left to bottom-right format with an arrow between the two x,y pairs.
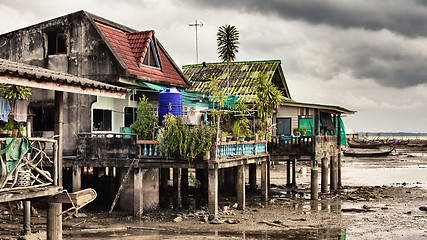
343,149 -> 394,157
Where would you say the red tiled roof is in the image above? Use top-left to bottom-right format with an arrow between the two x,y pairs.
95,21 -> 187,86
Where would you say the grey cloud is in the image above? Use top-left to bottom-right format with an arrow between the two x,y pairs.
183,0 -> 427,38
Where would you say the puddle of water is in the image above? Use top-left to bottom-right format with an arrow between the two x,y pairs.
66,228 -> 345,240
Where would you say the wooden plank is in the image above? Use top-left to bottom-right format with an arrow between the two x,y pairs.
49,188 -> 97,206
0,186 -> 62,203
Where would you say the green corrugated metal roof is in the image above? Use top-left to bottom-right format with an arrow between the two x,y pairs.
182,60 -> 291,103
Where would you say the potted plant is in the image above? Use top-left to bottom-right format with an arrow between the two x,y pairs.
4,121 -> 14,136
220,131 -> 227,142
300,126 -> 307,136
293,127 -> 300,136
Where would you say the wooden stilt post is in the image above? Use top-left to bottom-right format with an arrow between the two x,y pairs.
208,166 -> 218,218
321,157 -> 329,193
23,200 -> 31,235
337,115 -> 342,188
54,91 -> 63,187
286,158 -> 291,187
261,161 -> 268,201
72,165 -> 81,193
133,168 -> 144,218
159,168 -> 169,208
47,202 -> 62,240
249,164 -> 256,190
292,158 -> 297,187
181,168 -> 188,208
236,165 -> 245,210
173,168 -> 181,209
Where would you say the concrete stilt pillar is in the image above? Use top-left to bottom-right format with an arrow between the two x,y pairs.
236,165 -> 246,210
267,157 -> 271,191
72,165 -> 81,193
208,167 -> 218,218
321,157 -> 329,194
173,168 -> 181,209
159,168 -> 169,208
292,158 -> 297,187
249,164 -> 257,190
311,158 -> 319,200
330,155 -> 338,192
261,162 -> 268,201
24,200 -> 31,235
286,159 -> 291,187
133,168 -> 144,217
47,202 -> 62,240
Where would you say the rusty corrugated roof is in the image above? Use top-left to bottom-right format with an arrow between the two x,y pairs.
182,60 -> 291,102
0,58 -> 129,95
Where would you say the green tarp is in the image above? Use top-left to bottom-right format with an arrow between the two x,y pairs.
298,116 -> 347,146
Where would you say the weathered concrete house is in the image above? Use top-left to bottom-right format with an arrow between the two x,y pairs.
0,10 -> 190,212
0,10 -> 189,155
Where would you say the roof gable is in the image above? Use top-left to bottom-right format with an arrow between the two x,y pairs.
91,17 -> 189,88
182,60 -> 291,102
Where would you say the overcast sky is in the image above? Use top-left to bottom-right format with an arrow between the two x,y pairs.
1,0 -> 427,133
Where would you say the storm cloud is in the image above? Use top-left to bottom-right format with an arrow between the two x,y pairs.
183,0 -> 427,38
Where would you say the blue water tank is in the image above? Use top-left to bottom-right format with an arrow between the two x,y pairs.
158,87 -> 183,125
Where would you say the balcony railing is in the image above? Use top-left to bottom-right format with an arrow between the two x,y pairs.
0,137 -> 58,191
216,140 -> 268,158
268,135 -> 337,156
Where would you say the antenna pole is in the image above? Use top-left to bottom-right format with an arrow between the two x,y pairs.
189,20 -> 203,64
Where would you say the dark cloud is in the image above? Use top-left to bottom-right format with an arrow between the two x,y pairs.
183,0 -> 427,38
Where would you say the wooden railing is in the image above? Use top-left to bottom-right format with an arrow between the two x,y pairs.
216,140 -> 268,158
0,137 -> 58,191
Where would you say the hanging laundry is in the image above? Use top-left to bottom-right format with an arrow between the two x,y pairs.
14,99 -> 28,122
0,98 -> 11,122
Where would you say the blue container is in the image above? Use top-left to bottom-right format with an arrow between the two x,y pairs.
158,87 -> 183,125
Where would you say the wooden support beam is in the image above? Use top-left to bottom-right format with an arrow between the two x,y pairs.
181,168 -> 188,208
47,202 -> 62,240
321,157 -> 329,194
249,164 -> 256,190
159,168 -> 169,208
54,91 -> 63,187
173,168 -> 181,209
286,159 -> 291,187
236,165 -> 245,210
72,165 -> 81,193
292,158 -> 297,187
261,162 -> 268,201
208,167 -> 218,218
49,188 -> 97,206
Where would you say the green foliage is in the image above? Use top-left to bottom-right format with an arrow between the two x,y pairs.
130,95 -> 157,140
300,126 -> 307,132
1,84 -> 32,104
216,25 -> 240,63
3,121 -> 14,131
160,114 -> 215,161
189,174 -> 201,189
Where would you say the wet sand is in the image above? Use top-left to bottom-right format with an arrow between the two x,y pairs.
1,146 -> 426,239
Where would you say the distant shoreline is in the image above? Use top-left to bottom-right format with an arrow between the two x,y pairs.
360,132 -> 427,137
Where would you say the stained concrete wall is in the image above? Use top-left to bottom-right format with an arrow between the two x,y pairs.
0,11 -> 126,155
119,168 -> 159,211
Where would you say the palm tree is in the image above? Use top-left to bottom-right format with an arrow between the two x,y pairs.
217,25 -> 239,94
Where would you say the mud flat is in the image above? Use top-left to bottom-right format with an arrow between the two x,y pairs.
1,148 -> 426,239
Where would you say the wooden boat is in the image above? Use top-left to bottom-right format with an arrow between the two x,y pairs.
349,142 -> 386,149
343,149 -> 393,157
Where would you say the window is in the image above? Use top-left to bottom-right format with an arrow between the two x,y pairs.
93,109 -> 112,131
32,107 -> 54,131
276,118 -> 291,136
124,107 -> 137,127
47,32 -> 66,55
141,37 -> 161,68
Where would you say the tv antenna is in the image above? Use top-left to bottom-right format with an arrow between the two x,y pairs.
188,20 -> 203,64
